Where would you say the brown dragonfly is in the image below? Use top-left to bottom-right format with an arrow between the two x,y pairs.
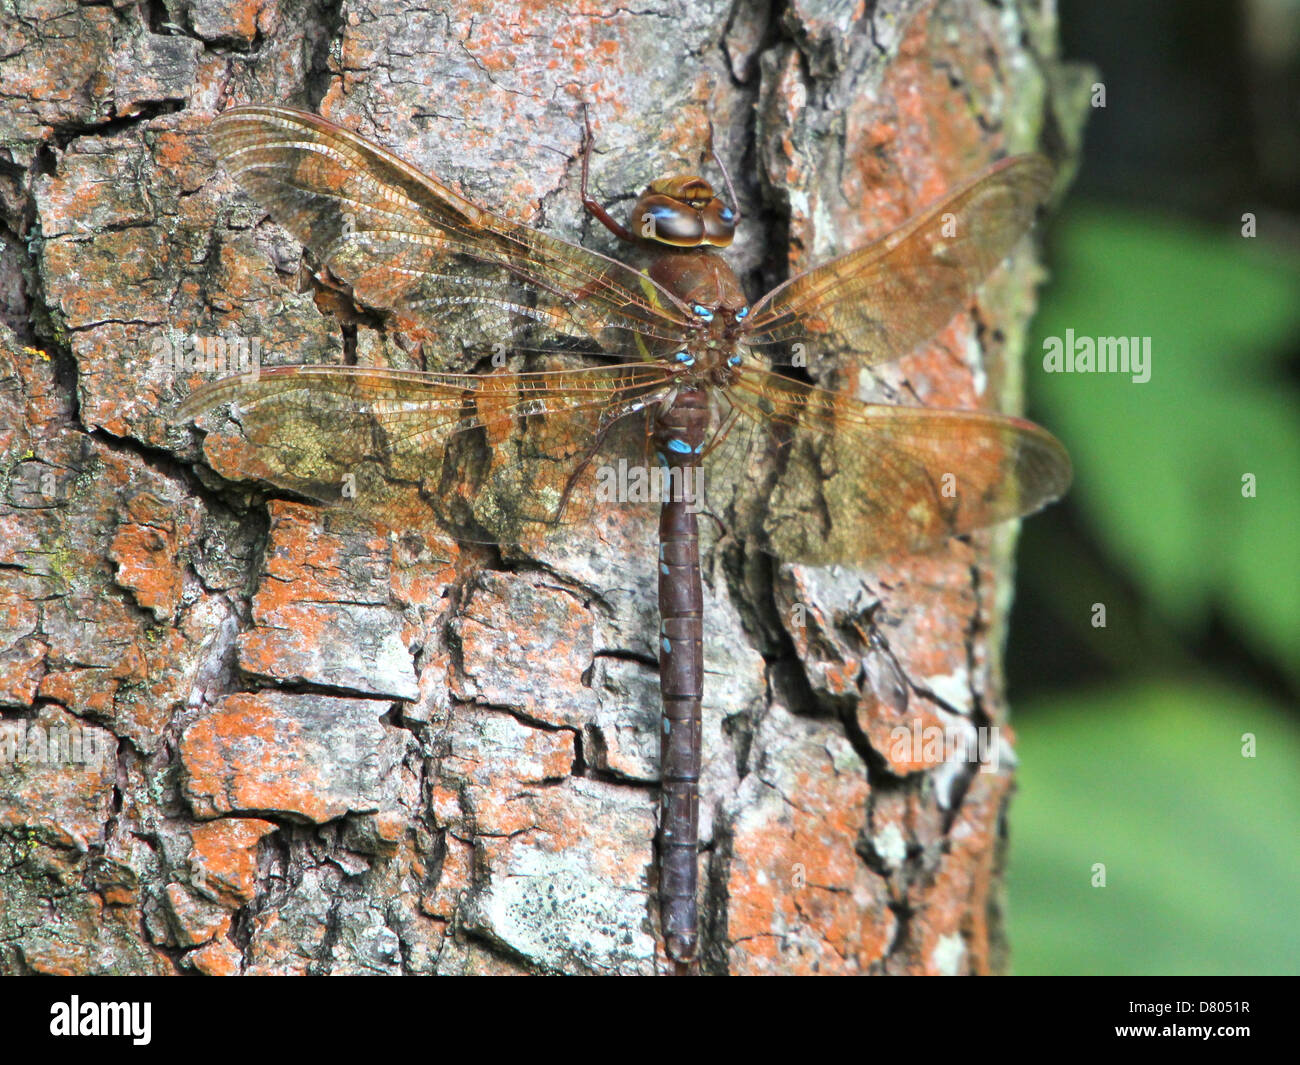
176,105 -> 1071,968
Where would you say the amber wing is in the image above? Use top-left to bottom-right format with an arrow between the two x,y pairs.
208,106 -> 693,358
705,367 -> 1072,565
741,155 -> 1055,368
177,363 -> 673,545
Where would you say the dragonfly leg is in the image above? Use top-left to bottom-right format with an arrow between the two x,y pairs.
699,398 -> 742,461
580,105 -> 635,244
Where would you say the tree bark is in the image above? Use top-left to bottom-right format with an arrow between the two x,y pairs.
0,0 -> 1089,974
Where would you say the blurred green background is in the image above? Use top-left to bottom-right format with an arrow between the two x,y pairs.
1007,0 -> 1300,973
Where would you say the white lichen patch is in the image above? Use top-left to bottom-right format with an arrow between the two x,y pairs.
932,932 -> 966,976
872,823 -> 908,872
922,669 -> 972,716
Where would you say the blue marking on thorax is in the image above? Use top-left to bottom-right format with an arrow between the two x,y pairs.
735,305 -> 749,319
661,637 -> 672,653
660,563 -> 670,575
673,351 -> 694,366
667,438 -> 692,455
692,304 -> 714,321
728,353 -> 742,367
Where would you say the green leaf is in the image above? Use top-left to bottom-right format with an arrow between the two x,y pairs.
1009,682 -> 1300,974
1031,206 -> 1300,682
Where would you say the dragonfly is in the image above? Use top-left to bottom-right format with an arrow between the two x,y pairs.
175,104 -> 1071,969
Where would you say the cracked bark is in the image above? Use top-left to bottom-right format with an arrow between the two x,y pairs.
0,0 -> 1089,974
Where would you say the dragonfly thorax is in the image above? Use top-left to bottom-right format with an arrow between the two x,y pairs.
647,250 -> 748,328
664,342 -> 743,388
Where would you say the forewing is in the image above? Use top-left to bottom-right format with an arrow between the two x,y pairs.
705,367 -> 1071,565
209,106 -> 691,358
741,155 -> 1054,368
175,364 -> 673,546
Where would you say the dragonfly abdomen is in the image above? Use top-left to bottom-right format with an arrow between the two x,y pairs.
653,388 -> 709,964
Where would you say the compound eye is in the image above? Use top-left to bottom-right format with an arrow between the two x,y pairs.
700,199 -> 737,246
635,195 -> 704,245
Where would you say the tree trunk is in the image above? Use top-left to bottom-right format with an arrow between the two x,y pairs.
0,0 -> 1089,974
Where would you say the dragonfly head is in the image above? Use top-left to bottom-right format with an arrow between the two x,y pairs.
632,175 -> 736,248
